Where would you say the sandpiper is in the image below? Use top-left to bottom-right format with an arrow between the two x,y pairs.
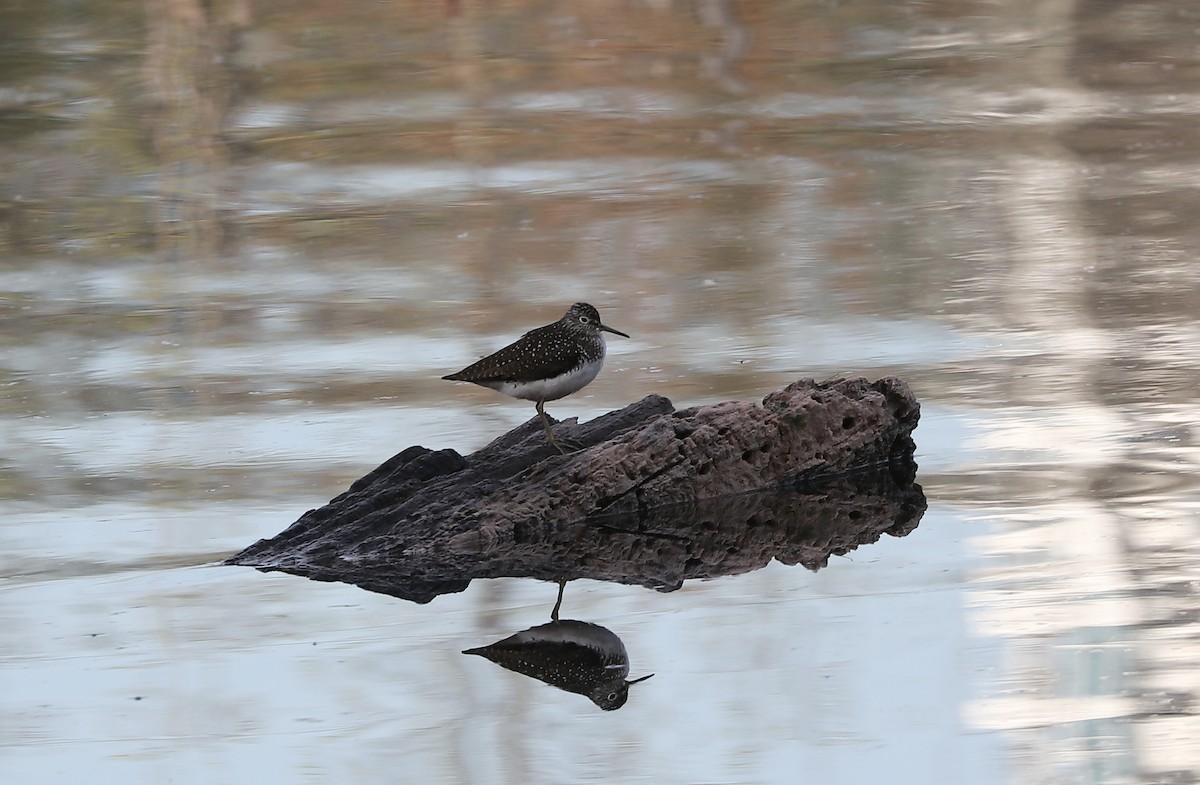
442,302 -> 629,453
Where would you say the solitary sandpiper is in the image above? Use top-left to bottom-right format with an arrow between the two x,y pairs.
442,303 -> 629,453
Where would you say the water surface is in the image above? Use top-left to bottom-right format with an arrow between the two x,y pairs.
3,2 -> 1199,783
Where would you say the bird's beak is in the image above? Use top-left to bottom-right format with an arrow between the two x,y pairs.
600,323 -> 630,338
628,673 -> 654,685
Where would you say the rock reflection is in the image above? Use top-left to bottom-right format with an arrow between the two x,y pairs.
580,454 -> 925,591
464,581 -> 653,711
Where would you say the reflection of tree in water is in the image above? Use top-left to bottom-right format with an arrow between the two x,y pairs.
145,0 -> 250,262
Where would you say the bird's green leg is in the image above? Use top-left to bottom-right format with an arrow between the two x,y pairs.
536,399 -> 569,454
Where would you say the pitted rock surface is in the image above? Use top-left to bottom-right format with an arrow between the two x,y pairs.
227,377 -> 923,602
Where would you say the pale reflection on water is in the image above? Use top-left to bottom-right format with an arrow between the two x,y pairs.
3,1 -> 1200,783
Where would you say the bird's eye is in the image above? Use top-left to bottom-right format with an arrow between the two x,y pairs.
579,315 -> 591,323
608,692 -> 618,701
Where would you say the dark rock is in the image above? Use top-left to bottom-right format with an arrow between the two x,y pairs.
226,377 -> 924,602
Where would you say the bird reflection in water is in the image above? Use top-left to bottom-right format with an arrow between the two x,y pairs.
463,580 -> 653,710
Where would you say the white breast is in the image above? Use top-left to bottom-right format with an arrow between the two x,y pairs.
496,356 -> 605,402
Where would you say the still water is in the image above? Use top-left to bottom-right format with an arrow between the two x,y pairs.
3,1 -> 1199,783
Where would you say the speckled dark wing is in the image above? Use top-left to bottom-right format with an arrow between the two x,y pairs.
443,324 -> 585,384
462,639 -> 609,694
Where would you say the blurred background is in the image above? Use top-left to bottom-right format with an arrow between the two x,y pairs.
2,0 -> 1198,783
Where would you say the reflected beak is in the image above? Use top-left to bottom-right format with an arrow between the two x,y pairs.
600,323 -> 630,338
628,673 -> 654,685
